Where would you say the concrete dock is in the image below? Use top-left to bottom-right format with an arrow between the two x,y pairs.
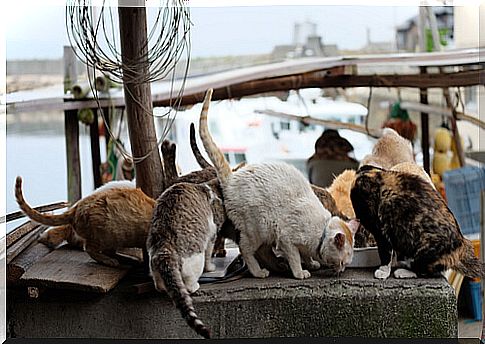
7,268 -> 457,339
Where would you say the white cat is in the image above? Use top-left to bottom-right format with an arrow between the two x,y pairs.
198,89 -> 359,279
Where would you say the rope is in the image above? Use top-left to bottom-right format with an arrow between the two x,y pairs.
65,0 -> 192,164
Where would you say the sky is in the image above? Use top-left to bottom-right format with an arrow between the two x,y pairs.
4,3 -> 419,60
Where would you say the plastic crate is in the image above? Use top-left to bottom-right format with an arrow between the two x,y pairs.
463,280 -> 483,321
442,166 -> 485,236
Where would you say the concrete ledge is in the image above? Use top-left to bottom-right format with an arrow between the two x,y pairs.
7,269 -> 457,338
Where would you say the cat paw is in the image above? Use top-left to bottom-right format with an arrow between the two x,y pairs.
307,260 -> 321,271
251,268 -> 270,279
187,282 -> 200,294
294,270 -> 311,279
393,268 -> 417,279
99,258 -> 120,267
374,265 -> 391,280
204,263 -> 216,272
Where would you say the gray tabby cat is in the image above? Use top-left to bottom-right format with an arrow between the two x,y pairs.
147,179 -> 226,339
199,88 -> 359,279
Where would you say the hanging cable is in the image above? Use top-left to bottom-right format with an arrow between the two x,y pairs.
65,0 -> 192,164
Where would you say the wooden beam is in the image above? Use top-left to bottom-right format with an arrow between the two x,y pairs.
118,2 -> 165,199
400,101 -> 485,130
153,69 -> 485,108
255,109 -> 381,137
6,69 -> 484,115
64,109 -> 82,203
90,109 -> 102,189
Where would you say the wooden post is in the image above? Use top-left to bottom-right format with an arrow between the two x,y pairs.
63,46 -> 78,94
103,107 -> 110,155
481,190 -> 485,316
443,87 -> 466,167
90,109 -> 103,189
64,110 -> 82,203
419,67 -> 430,175
118,1 -> 164,199
64,47 -> 82,203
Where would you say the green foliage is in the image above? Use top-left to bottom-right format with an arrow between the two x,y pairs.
425,28 -> 449,52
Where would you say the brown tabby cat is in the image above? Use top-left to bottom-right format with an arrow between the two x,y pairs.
147,178 -> 228,339
351,165 -> 485,280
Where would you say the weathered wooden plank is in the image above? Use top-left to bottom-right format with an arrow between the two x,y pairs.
6,221 -> 39,248
64,109 -> 82,203
6,201 -> 69,224
7,242 -> 52,285
20,247 -> 131,293
7,225 -> 48,264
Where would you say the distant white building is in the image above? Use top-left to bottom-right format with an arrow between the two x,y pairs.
271,21 -> 338,59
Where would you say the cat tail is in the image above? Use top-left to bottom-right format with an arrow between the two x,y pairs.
15,176 -> 75,226
158,255 -> 211,339
454,240 -> 485,278
189,122 -> 212,169
198,88 -> 232,186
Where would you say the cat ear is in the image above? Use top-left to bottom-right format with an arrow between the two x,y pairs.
334,233 -> 345,250
346,219 -> 360,235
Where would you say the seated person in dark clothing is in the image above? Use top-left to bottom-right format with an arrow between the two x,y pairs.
307,129 -> 359,187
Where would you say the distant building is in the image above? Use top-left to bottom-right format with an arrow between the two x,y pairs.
271,21 -> 338,59
360,28 -> 395,54
395,7 -> 453,52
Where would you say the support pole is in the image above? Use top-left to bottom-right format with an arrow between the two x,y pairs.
64,110 -> 82,203
103,107 -> 110,155
419,67 -> 430,175
63,47 -> 82,203
90,109 -> 103,189
443,88 -> 466,167
118,1 -> 164,199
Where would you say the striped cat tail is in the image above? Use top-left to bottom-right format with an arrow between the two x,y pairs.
158,255 -> 211,339
189,122 -> 212,169
454,239 -> 485,278
15,176 -> 75,227
198,88 -> 232,186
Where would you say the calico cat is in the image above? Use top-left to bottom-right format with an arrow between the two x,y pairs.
147,178 -> 228,339
391,162 -> 435,188
360,127 -> 414,169
16,176 -> 155,267
199,88 -> 359,279
350,165 -> 485,280
38,180 -> 136,249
